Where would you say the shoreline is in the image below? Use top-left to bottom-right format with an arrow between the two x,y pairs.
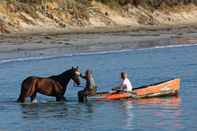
1,24 -> 197,62
2,23 -> 197,37
1,43 -> 197,65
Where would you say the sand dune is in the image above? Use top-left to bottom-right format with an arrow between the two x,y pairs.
0,1 -> 197,35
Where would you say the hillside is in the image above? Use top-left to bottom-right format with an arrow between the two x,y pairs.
1,0 -> 197,34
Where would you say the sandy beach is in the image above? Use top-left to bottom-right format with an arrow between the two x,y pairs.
1,24 -> 197,62
0,0 -> 197,61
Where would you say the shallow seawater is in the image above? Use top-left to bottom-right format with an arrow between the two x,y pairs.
0,44 -> 197,131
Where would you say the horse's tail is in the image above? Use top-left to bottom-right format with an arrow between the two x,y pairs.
17,77 -> 37,103
17,84 -> 26,103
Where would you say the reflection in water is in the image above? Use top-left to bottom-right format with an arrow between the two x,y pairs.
129,96 -> 181,106
75,102 -> 95,114
20,102 -> 69,119
120,96 -> 182,130
121,100 -> 134,130
19,101 -> 95,120
17,101 -> 98,130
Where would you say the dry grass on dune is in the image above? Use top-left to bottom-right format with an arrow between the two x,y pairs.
0,0 -> 197,34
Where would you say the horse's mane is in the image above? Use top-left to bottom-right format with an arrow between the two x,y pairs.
49,68 -> 73,87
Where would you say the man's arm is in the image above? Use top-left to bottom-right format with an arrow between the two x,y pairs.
112,83 -> 123,90
121,84 -> 127,90
112,86 -> 120,90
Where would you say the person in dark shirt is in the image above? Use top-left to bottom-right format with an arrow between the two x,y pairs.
78,70 -> 97,102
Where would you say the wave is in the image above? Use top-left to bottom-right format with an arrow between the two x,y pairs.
0,44 -> 197,64
152,43 -> 197,49
0,49 -> 132,65
0,55 -> 69,65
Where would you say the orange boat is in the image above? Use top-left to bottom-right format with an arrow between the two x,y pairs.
89,78 -> 180,100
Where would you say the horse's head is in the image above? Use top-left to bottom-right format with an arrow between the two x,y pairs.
71,66 -> 81,86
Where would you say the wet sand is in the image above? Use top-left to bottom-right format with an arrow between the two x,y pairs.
1,25 -> 197,61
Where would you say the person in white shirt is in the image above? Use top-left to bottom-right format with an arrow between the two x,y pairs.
112,72 -> 133,92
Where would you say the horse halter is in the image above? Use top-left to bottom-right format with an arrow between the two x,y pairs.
71,67 -> 81,86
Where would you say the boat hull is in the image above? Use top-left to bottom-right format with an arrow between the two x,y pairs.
89,79 -> 180,100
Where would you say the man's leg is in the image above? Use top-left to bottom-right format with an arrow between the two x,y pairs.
78,90 -> 85,102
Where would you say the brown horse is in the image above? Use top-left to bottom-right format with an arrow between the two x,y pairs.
17,67 -> 81,103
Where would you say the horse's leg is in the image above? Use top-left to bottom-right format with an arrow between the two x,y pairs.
31,92 -> 37,103
78,90 -> 87,102
56,96 -> 61,101
61,96 -> 66,101
56,96 -> 66,102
